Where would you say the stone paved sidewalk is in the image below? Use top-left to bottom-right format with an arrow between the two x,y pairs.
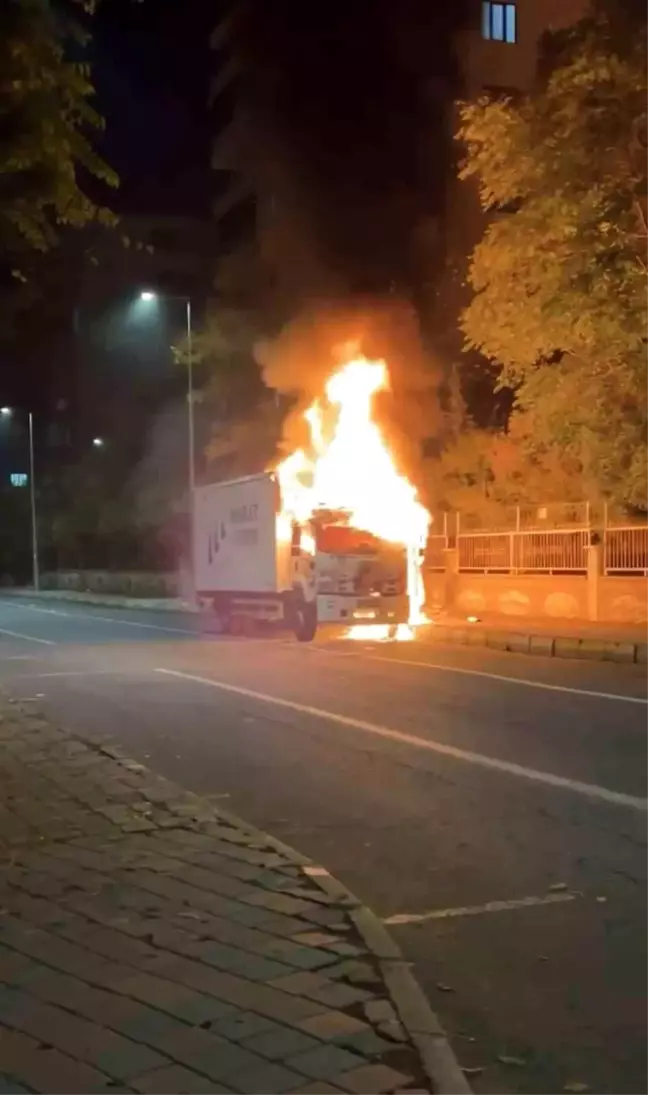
0,697 -> 460,1095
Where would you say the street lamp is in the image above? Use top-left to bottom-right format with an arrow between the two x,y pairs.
139,289 -> 195,595
92,437 -> 105,448
0,407 -> 39,591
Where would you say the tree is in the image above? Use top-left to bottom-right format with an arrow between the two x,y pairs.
0,0 -> 117,257
457,13 -> 647,509
172,303 -> 283,481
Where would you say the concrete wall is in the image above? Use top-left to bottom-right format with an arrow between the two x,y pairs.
599,577 -> 648,625
425,569 -> 648,624
452,573 -> 589,619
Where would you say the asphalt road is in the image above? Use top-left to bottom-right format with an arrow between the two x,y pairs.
0,597 -> 645,1095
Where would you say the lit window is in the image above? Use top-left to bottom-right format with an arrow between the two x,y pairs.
491,4 -> 504,40
505,4 -> 516,43
482,2 -> 517,43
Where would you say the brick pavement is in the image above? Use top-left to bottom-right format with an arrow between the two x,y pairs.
0,697 -> 434,1095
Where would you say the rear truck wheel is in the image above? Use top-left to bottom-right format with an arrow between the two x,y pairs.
199,599 -> 228,635
205,599 -> 231,635
217,612 -> 232,635
230,614 -> 245,637
291,595 -> 317,642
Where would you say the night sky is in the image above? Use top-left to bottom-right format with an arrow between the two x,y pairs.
92,0 -> 219,216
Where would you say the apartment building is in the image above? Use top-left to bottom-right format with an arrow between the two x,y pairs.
432,0 -> 590,387
459,0 -> 590,94
209,6 -> 270,315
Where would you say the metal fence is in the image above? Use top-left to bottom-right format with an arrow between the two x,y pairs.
425,504 -> 648,575
456,502 -> 591,533
604,526 -> 648,575
426,536 -> 448,570
456,529 -> 589,573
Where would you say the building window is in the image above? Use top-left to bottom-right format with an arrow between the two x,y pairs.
482,2 -> 517,43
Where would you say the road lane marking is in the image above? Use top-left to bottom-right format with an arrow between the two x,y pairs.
383,891 -> 579,925
0,627 -> 55,646
155,668 -> 648,811
11,603 -> 292,644
0,655 -> 37,662
313,645 -> 647,705
13,603 -> 197,635
11,670 -> 128,679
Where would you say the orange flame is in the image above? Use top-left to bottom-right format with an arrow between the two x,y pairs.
276,355 -> 430,634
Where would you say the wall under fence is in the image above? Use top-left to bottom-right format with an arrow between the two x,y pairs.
423,507 -> 647,624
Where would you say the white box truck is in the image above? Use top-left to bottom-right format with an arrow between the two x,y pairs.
193,472 -> 410,641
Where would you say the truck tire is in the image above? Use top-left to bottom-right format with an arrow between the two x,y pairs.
291,595 -> 317,642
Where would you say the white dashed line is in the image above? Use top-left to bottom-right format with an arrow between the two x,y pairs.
11,670 -> 128,679
384,891 -> 580,925
0,627 -> 55,646
155,668 -> 647,811
12,602 -> 197,635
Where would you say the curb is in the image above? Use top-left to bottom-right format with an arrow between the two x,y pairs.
213,808 -> 472,1094
419,622 -> 646,666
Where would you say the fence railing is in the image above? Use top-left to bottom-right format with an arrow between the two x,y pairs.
425,505 -> 648,575
426,535 -> 448,570
456,502 -> 591,533
456,529 -> 589,573
604,526 -> 648,575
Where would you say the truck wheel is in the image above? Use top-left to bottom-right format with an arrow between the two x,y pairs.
292,598 -> 317,642
216,612 -> 231,635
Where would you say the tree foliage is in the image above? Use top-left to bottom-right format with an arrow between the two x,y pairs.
176,305 -> 282,481
457,14 -> 647,508
0,0 -> 117,257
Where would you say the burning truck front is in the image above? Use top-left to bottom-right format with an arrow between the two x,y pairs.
311,519 -> 410,630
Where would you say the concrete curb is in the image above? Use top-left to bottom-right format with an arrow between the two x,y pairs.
419,622 -> 646,666
214,808 -> 472,1094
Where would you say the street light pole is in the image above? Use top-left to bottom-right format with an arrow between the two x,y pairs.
1,406 -> 40,590
186,298 -> 195,494
185,298 -> 196,602
28,411 -> 39,592
139,289 -> 196,600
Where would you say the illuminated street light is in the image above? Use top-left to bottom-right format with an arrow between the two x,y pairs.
92,437 -> 105,448
140,290 -> 155,302
0,406 -> 39,590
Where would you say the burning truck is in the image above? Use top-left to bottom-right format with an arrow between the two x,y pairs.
192,355 -> 430,641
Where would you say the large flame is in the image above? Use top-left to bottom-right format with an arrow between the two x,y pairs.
275,355 -> 430,634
